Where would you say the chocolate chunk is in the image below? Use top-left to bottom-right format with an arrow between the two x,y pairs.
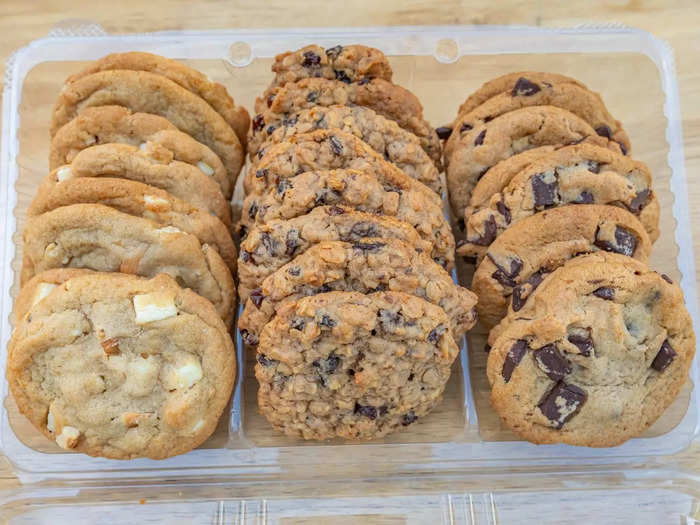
501,339 -> 529,382
469,214 -> 498,246
427,324 -> 447,344
320,315 -> 336,328
531,173 -> 558,208
487,253 -> 523,288
334,70 -> 351,83
302,50 -> 321,67
512,77 -> 541,96
290,317 -> 305,330
592,287 -> 615,300
325,45 -> 343,59
257,353 -> 275,366
255,168 -> 268,180
534,344 -> 572,381
350,222 -> 379,238
594,226 -> 637,257
329,135 -> 344,154
401,411 -> 418,426
628,189 -> 650,214
661,273 -> 673,284
538,382 -> 587,429
252,114 -> 264,132
266,125 -> 276,135
313,353 -> 341,374
285,229 -> 300,256
651,340 -> 677,372
573,191 -> 594,204
248,201 -> 259,221
353,241 -> 385,252
354,403 -> 377,420
567,330 -> 593,357
249,288 -> 264,309
474,130 -> 486,146
242,329 -> 259,346
511,269 -> 547,311
306,91 -> 319,103
436,126 -> 453,140
595,125 -> 612,139
496,197 -> 511,224
588,161 -> 601,174
260,232 -> 277,254
460,123 -> 473,133
326,205 -> 345,216
277,179 -> 292,196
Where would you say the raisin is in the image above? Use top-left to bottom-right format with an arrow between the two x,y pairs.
277,179 -> 292,196
401,411 -> 418,426
353,241 -> 385,252
307,91 -> 319,103
290,317 -> 305,330
326,205 -> 345,216
427,324 -> 447,344
329,135 -> 344,154
354,403 -> 377,420
285,229 -> 300,256
325,45 -> 343,59
335,69 -> 351,83
350,222 -> 379,238
252,114 -> 264,132
257,353 -> 275,366
320,315 -> 336,328
302,50 -> 321,67
242,329 -> 259,346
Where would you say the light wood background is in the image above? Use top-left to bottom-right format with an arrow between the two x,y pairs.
0,0 -> 699,508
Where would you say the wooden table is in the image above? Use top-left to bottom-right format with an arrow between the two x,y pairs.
0,0 -> 699,505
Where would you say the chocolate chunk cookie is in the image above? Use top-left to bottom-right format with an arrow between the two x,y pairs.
240,167 -> 453,268
51,70 -> 244,185
237,205 -> 430,301
22,204 -> 235,327
255,291 -> 459,440
251,78 -> 441,166
446,106 -> 606,217
250,105 -> 441,193
41,143 -> 231,228
486,252 -> 695,446
267,44 -> 392,91
471,204 -> 652,328
28,177 -> 236,272
50,106 -> 232,199
444,77 -> 630,162
239,239 -> 477,346
459,143 -> 659,260
8,272 -> 235,459
64,51 -> 249,146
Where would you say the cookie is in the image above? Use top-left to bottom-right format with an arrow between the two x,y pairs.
251,78 -> 441,166
22,204 -> 235,327
42,143 -> 231,228
28,177 -> 236,272
237,205 -> 430,301
50,106 -> 232,199
459,143 -> 659,260
64,51 -> 249,146
240,167 -> 453,268
7,272 -> 235,459
486,252 -> 695,446
51,70 -> 244,185
255,291 -> 459,440
471,204 -> 652,328
250,105 -> 441,193
446,106 -> 616,217
444,77 -> 630,162
267,44 -> 392,90
238,239 -> 477,346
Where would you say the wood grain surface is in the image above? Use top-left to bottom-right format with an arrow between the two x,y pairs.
0,0 -> 699,512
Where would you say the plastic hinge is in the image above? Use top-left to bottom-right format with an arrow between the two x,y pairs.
47,19 -> 107,38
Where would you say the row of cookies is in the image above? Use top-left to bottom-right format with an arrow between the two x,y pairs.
237,44 -> 478,440
441,72 -> 694,446
7,52 -> 248,459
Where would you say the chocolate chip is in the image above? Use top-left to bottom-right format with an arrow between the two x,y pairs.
257,353 -> 275,366
401,411 -> 418,426
460,123 -> 473,133
595,125 -> 612,139
335,70 -> 351,83
353,241 -> 385,252
302,50 -> 321,67
661,273 -> 673,284
469,214 -> 498,246
594,226 -> 638,257
249,288 -> 264,308
248,201 -> 259,220
511,270 -> 547,311
290,317 -> 305,330
242,329 -> 259,346
628,189 -> 650,214
255,168 -> 268,180
534,344 -> 572,381
355,403 -> 377,420
329,135 -> 343,154
496,197 -> 511,224
501,339 -> 529,382
487,253 -> 523,288
573,191 -> 594,204
252,114 -> 264,132
588,161 -> 601,174
592,287 -> 615,300
474,130 -> 486,146
512,77 -> 541,96
651,340 -> 677,372
277,179 -> 292,196
325,45 -> 343,59
306,91 -> 319,103
538,382 -> 587,429
436,126 -> 453,140
567,331 -> 593,357
427,324 -> 447,344
326,205 -> 345,216
320,315 -> 336,328
531,173 -> 558,208
285,229 -> 300,256
350,222 -> 379,238
313,353 -> 341,374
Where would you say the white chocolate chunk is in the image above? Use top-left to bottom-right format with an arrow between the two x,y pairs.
144,194 -> 169,211
156,226 -> 181,234
139,142 -> 148,151
32,282 -> 57,307
197,161 -> 214,176
165,361 -> 203,390
133,292 -> 177,324
190,419 -> 205,433
56,426 -> 80,449
46,409 -> 55,433
56,166 -> 73,182
124,356 -> 159,397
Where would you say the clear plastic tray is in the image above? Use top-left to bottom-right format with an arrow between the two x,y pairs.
1,23 -> 698,522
